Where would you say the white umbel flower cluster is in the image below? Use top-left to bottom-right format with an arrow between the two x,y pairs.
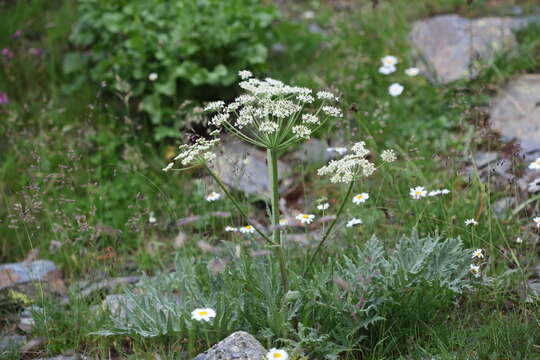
317,141 -> 376,183
202,73 -> 341,148
173,138 -> 220,166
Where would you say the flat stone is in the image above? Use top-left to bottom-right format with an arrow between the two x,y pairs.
410,15 -> 538,83
0,335 -> 26,351
35,356 -> 92,360
0,260 -> 58,291
294,138 -> 332,164
193,331 -> 266,360
489,74 -> 540,154
212,142 -> 290,197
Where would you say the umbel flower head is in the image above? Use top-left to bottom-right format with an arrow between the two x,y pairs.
203,72 -> 341,150
163,137 -> 220,171
317,142 -> 376,183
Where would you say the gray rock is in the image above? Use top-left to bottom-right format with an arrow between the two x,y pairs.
35,356 -> 92,360
212,142 -> 290,197
193,331 -> 266,360
410,15 -> 538,83
294,138 -> 332,164
0,335 -> 26,351
489,74 -> 540,154
0,260 -> 58,291
492,197 -> 515,218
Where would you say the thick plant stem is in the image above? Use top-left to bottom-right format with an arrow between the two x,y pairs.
267,149 -> 289,292
303,180 -> 355,276
204,165 -> 275,246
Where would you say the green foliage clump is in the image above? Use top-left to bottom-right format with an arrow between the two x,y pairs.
94,233 -> 481,359
65,0 -> 279,138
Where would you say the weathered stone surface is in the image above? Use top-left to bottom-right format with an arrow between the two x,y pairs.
489,74 -> 540,154
212,142 -> 290,197
294,138 -> 332,164
0,260 -> 59,291
0,335 -> 26,351
35,355 -> 92,360
410,15 -> 538,83
193,331 -> 266,360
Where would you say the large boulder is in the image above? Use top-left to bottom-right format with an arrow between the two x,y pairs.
410,14 -> 538,83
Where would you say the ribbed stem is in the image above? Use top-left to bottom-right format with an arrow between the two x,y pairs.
267,149 -> 289,292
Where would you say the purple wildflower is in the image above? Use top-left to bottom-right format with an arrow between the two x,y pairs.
0,92 -> 9,105
2,48 -> 14,58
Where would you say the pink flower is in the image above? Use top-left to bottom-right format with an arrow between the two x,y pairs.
2,48 -> 14,58
12,30 -> 23,38
30,48 -> 43,57
0,92 -> 9,105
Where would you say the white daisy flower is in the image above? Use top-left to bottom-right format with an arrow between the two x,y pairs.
470,264 -> 480,277
388,83 -> 404,97
206,192 -> 221,202
266,348 -> 289,360
534,216 -> 540,227
378,65 -> 396,75
239,225 -> 255,234
238,70 -> 253,80
352,193 -> 369,204
296,213 -> 315,224
162,162 -> 174,172
381,55 -> 398,67
148,73 -> 158,81
317,203 -> 330,211
409,186 -> 427,200
381,149 -> 397,163
528,158 -> 540,170
472,249 -> 484,259
191,308 -> 216,322
465,218 -> 478,226
405,67 -> 420,77
346,218 -> 363,228
225,226 -> 238,232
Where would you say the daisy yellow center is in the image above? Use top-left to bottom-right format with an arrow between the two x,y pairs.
245,225 -> 252,229
535,219 -> 540,223
199,311 -> 208,316
356,195 -> 363,199
302,215 -> 310,218
536,160 -> 540,165
415,191 -> 422,195
273,354 -> 282,359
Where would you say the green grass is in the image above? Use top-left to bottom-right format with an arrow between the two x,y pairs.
1,0 -> 540,358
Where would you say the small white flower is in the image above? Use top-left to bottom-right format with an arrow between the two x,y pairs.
388,83 -> 404,97
405,67 -> 420,77
296,213 -> 315,224
191,308 -> 216,322
225,226 -> 238,232
440,189 -> 450,194
148,212 -> 157,224
378,65 -> 396,75
381,149 -> 397,163
210,113 -> 230,126
259,121 -> 279,133
162,162 -> 174,172
465,218 -> 478,226
316,91 -> 337,101
352,193 -> 369,204
534,217 -> 540,227
428,190 -> 441,197
266,348 -> 289,360
409,186 -> 427,200
470,264 -> 480,277
381,55 -> 398,67
516,237 -> 523,244
297,94 -> 314,103
279,218 -> 289,226
528,158 -> 540,170
204,101 -> 225,112
239,225 -> 255,234
302,114 -> 319,124
472,249 -> 484,259
148,73 -> 158,81
346,218 -> 363,228
206,192 -> 221,202
238,70 -> 253,80
322,106 -> 342,117
317,203 -> 330,211
292,125 -> 311,139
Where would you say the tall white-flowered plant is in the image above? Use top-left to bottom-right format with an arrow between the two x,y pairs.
164,72 -> 396,291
